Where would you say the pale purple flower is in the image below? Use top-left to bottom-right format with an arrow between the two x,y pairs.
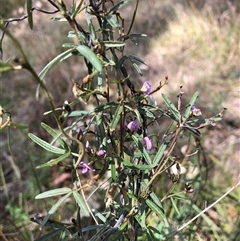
85,141 -> 91,152
143,137 -> 152,151
79,162 -> 95,174
140,81 -> 151,95
97,150 -> 105,157
126,120 -> 139,133
191,105 -> 202,117
191,105 -> 196,110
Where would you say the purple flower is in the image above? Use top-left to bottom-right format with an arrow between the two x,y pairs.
190,105 -> 202,117
140,81 -> 151,95
191,105 -> 196,110
85,141 -> 91,152
126,120 -> 139,133
97,149 -> 105,157
79,162 -> 95,174
143,137 -> 152,151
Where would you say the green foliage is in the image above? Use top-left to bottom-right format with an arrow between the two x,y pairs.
0,1 -> 239,241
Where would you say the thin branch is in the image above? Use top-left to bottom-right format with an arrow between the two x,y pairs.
166,175 -> 240,240
3,7 -> 59,23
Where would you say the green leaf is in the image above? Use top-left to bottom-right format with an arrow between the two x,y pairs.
131,135 -> 152,165
111,162 -> 117,180
10,122 -> 28,129
85,6 -> 97,42
162,93 -> 181,121
106,15 -> 120,28
36,150 -> 71,169
72,0 -> 84,19
0,61 -> 14,72
110,104 -> 124,132
146,199 -> 165,220
41,122 -> 66,148
28,133 -> 66,154
129,55 -> 147,66
50,17 -> 67,22
35,188 -> 72,199
102,41 -> 125,47
36,48 -> 74,99
76,45 -> 102,72
73,191 -> 90,216
108,0 -> 132,14
39,49 -> 74,81
170,197 -> 180,216
94,102 -> 118,113
183,91 -> 199,118
122,160 -> 153,170
117,55 -> 128,68
149,192 -> 163,209
146,230 -> 156,241
62,43 -> 78,48
183,124 -> 201,137
40,192 -> 72,229
68,110 -> 89,117
152,142 -> 167,166
129,58 -> 143,76
27,0 -> 33,29
118,33 -> 147,41
34,229 -> 61,241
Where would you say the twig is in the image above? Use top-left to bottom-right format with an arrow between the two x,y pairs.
166,175 -> 240,240
3,7 -> 59,23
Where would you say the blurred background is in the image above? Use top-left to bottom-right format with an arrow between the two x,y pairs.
0,0 -> 239,240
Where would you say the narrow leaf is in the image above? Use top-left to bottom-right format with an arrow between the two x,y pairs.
0,61 -> 14,72
50,17 -> 67,22
10,122 -> 28,129
129,55 -> 147,65
122,160 -> 153,170
150,192 -> 163,209
39,49 -> 74,80
27,0 -> 33,29
41,122 -> 66,148
108,0 -> 132,14
36,150 -> 70,169
34,229 -> 61,241
170,197 -> 180,216
117,55 -> 128,68
152,142 -> 167,166
28,133 -> 65,154
35,188 -> 71,199
129,58 -> 143,76
85,7 -> 96,41
183,91 -> 199,118
103,41 -> 125,47
162,93 -> 181,121
94,102 -> 118,113
48,192 -> 72,214
40,192 -> 72,229
62,43 -> 78,48
73,191 -> 90,216
36,49 -> 74,99
146,199 -> 165,220
131,135 -> 152,165
106,15 -> 120,28
76,45 -> 102,72
110,104 -> 124,132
